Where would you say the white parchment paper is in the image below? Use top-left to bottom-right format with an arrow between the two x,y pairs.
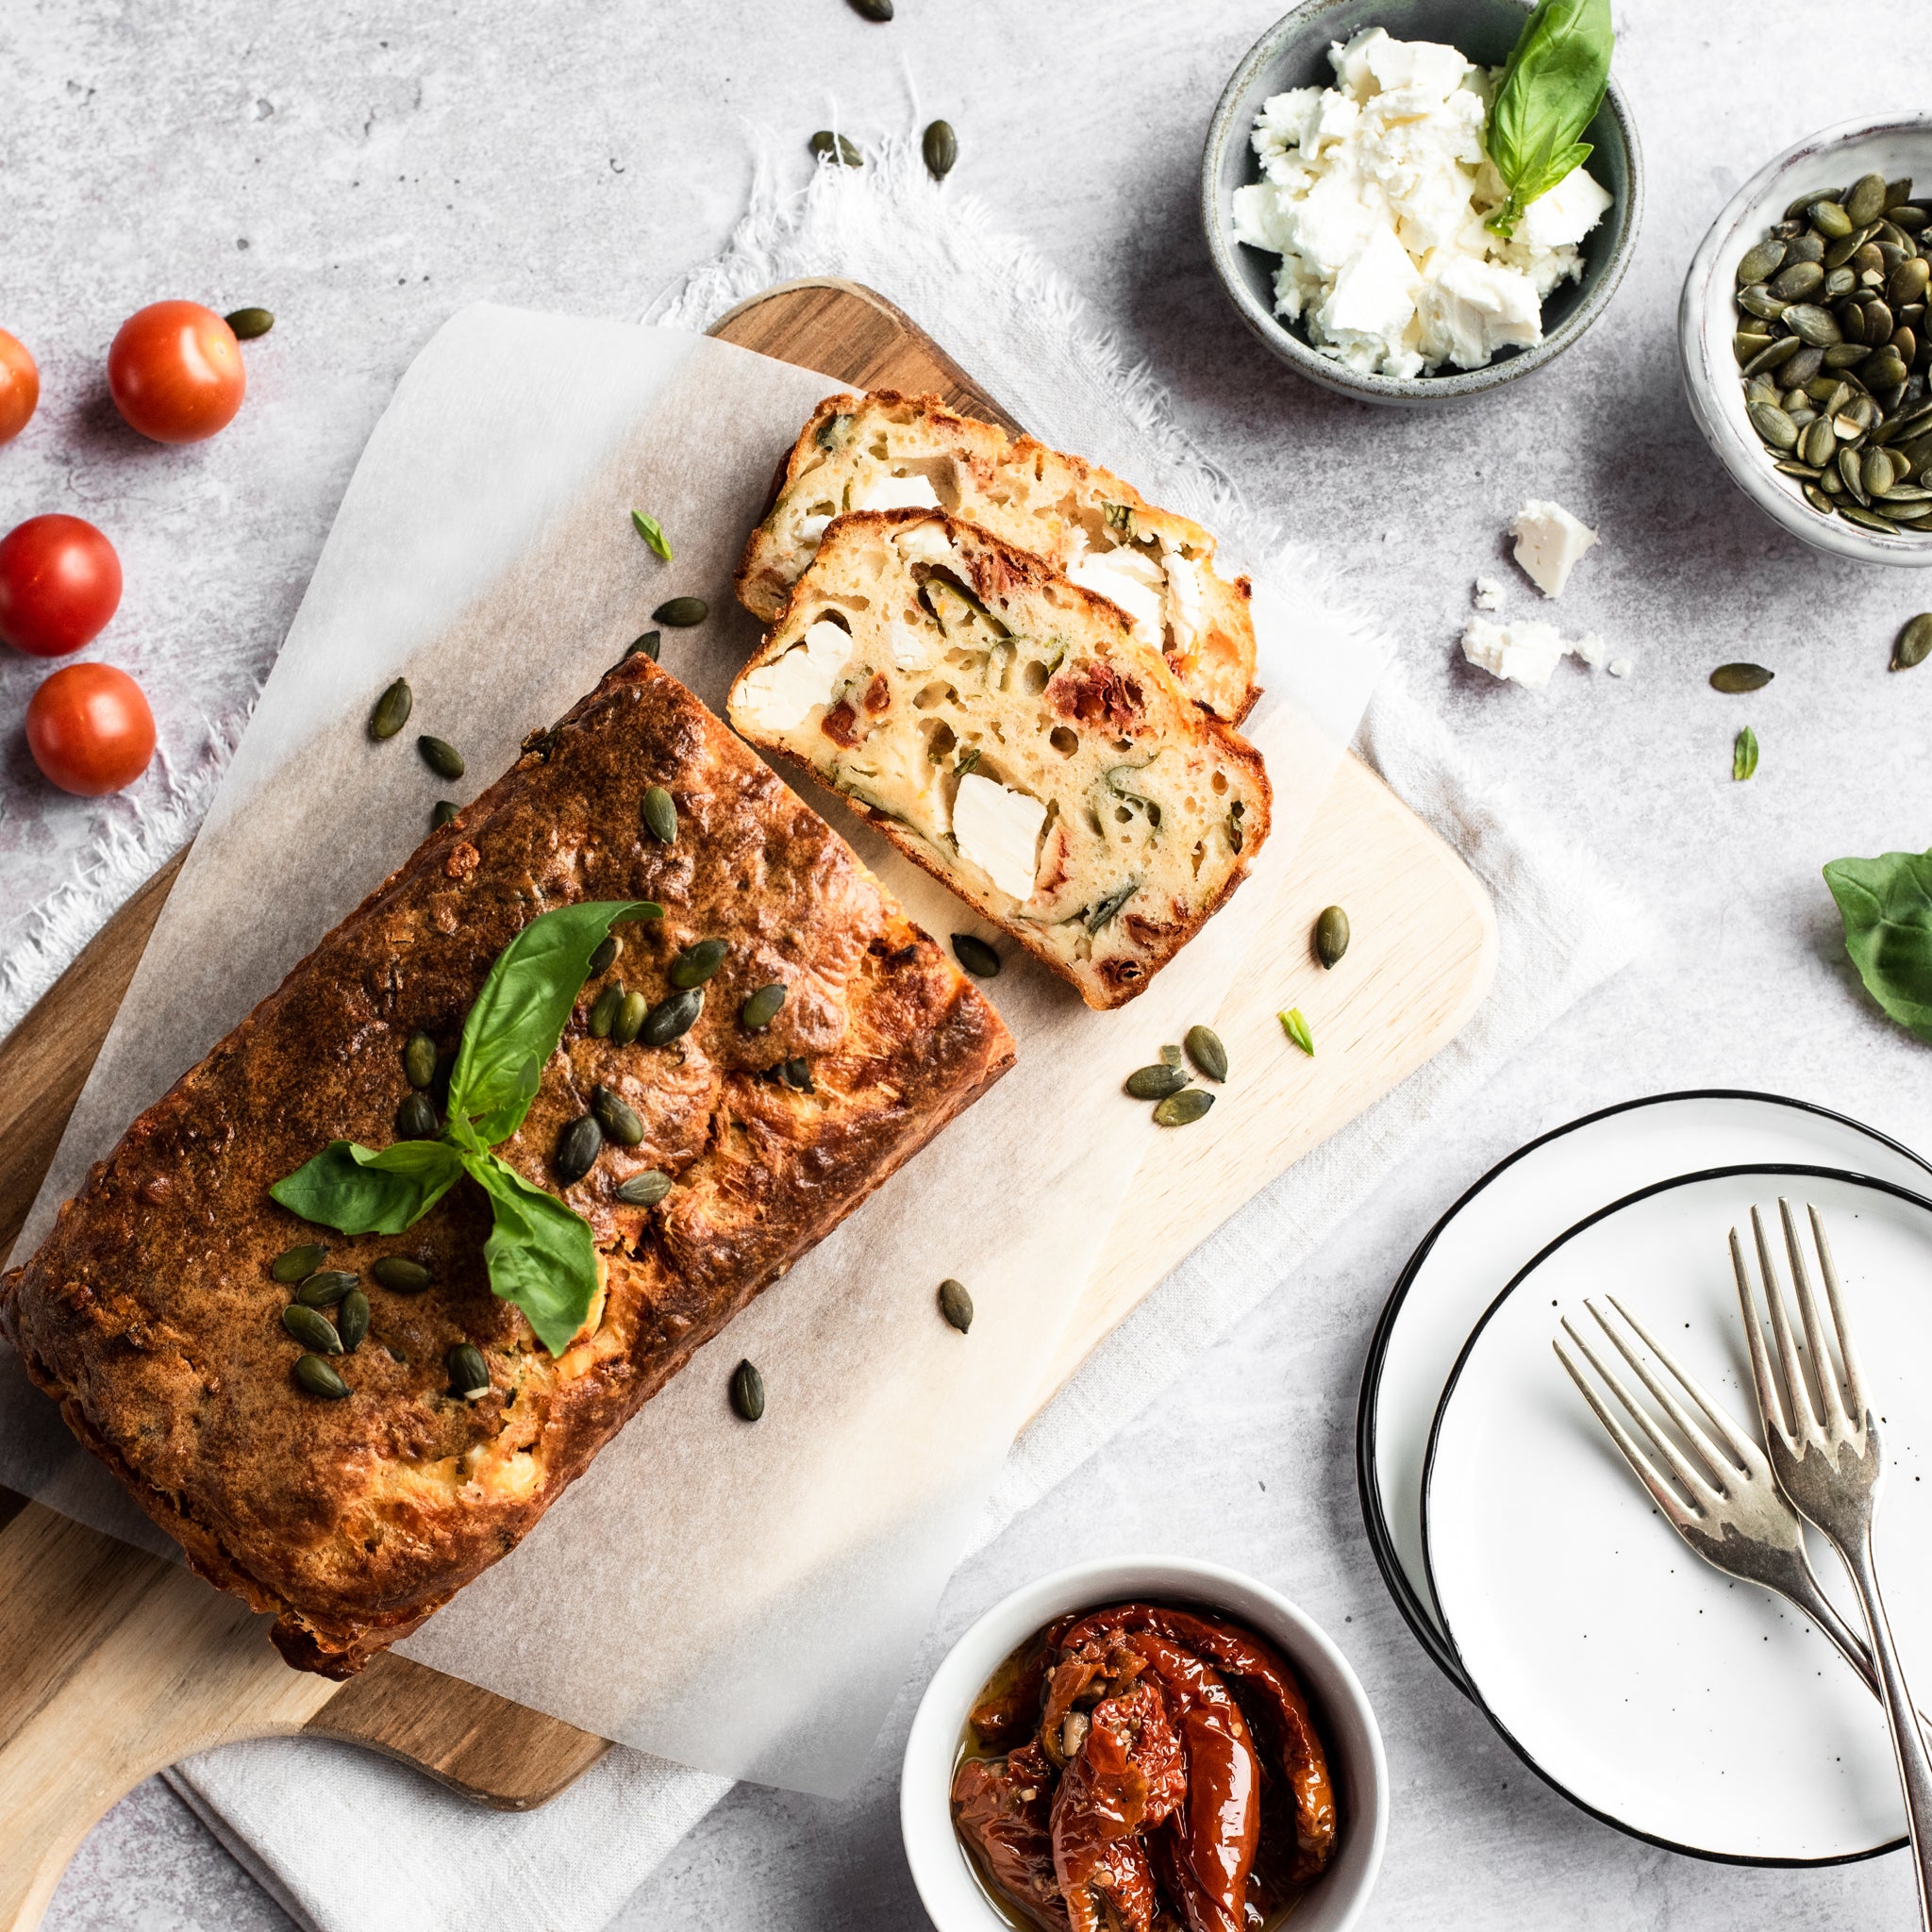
0,305 -> 1381,1791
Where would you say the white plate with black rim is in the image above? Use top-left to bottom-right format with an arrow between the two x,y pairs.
1424,1164 -> 1932,1864
1357,1091 -> 1932,1696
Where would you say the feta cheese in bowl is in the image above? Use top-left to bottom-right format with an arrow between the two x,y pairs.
1203,0 -> 1641,405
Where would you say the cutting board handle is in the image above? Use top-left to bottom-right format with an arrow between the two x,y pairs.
0,1497 -> 335,1932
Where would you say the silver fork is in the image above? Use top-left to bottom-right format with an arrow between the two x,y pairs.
1735,1198 -> 1932,1926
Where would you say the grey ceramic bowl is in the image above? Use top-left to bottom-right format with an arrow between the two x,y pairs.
1202,0 -> 1642,405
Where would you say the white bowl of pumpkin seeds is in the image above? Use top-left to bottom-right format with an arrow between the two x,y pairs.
1682,114 -> 1932,565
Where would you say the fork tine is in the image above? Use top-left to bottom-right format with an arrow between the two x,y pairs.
1807,1202 -> 1872,1423
1557,1316 -> 1724,1512
1780,1197 -> 1850,1435
1553,1334 -> 1700,1532
1733,1224 -> 1793,1444
1596,1293 -> 1769,1477
1752,1203 -> 1815,1432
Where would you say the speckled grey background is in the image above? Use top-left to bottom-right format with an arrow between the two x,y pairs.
11,0 -> 1932,1925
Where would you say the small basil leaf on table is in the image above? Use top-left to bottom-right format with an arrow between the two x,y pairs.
630,509 -> 673,560
270,1139 -> 466,1235
1824,849 -> 1932,1043
1484,0 -> 1614,240
1732,726 -> 1759,781
464,1149 -> 603,1357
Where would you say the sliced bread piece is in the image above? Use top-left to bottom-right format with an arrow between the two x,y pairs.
728,509 -> 1272,1010
736,391 -> 1260,724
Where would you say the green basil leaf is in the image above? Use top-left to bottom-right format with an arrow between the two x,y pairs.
447,901 -> 662,1144
1485,0 -> 1613,238
631,509 -> 673,560
270,1138 -> 466,1234
462,1150 -> 601,1356
1824,850 -> 1932,1043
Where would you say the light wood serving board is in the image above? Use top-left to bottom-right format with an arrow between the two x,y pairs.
0,279 -> 1495,1927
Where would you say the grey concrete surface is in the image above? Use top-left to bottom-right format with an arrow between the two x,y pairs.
11,0 -> 1932,1924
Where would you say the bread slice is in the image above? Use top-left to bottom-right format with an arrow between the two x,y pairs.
736,391 -> 1260,724
727,510 -> 1272,1010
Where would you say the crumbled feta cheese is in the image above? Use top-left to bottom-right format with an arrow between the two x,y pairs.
1462,616 -> 1578,689
852,472 -> 941,513
1070,546 -> 1166,646
952,773 -> 1045,901
1572,632 -> 1607,668
893,519 -> 956,564
1160,550 -> 1208,653
797,512 -> 833,547
1510,498 -> 1599,598
1234,27 -> 1610,378
735,620 -> 854,730
1607,656 -> 1633,678
1473,575 -> 1506,611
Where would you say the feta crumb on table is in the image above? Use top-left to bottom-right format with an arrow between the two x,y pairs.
1461,616 -> 1617,690
1473,575 -> 1506,611
1510,498 -> 1599,597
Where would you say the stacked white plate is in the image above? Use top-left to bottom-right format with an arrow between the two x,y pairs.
1357,1091 -> 1932,1864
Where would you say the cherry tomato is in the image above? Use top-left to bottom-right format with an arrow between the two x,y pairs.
26,662 -> 157,795
0,514 -> 123,657
107,301 -> 245,443
0,330 -> 38,444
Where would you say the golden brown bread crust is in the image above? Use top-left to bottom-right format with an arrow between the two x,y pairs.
1,659 -> 1014,1675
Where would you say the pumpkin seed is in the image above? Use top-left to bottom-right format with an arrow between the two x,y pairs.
432,799 -> 458,829
808,130 -> 862,168
1733,726 -> 1759,782
1748,401 -> 1799,450
642,784 -> 677,843
1184,1024 -> 1228,1083
614,989 -> 649,1046
1896,206 -> 1932,233
1888,177 -> 1917,209
590,981 -> 625,1038
1314,903 -> 1351,969
1840,445 -> 1872,503
1278,1008 -> 1316,1058
447,1342 -> 490,1400
923,120 -> 957,180
1154,1088 -> 1214,1127
741,982 -> 786,1031
1775,459 -> 1824,479
1743,336 -> 1803,376
1804,416 -> 1839,467
282,1303 -> 342,1353
1737,240 -> 1787,287
952,933 -> 1001,977
1737,284 -> 1788,321
225,305 -> 275,340
1734,331 -> 1774,366
1824,228 -> 1868,272
369,677 -> 412,741
730,1358 -> 765,1422
626,630 -> 661,662
653,596 -> 708,626
297,1270 -> 358,1308
1848,173 -> 1890,226
1783,344 -> 1825,387
372,1256 -> 432,1293
1824,266 -> 1858,300
1709,662 -> 1774,692
1810,199 -> 1855,239
641,985 -> 703,1045
1786,304 -> 1842,346
1866,448 -> 1900,495
1804,481 -> 1837,512
1892,614 -> 1932,670
670,939 -> 728,988
1787,232 -> 1825,265
338,1290 -> 370,1354
591,1084 -> 644,1146
556,1114 -> 603,1184
780,1057 -> 813,1091
1892,326 -> 1919,368
939,1278 -> 974,1333
1771,260 -> 1824,302
294,1354 -> 349,1399
849,0 -> 892,18
271,1242 -> 329,1284
1159,1042 -> 1183,1067
1841,504 -> 1903,532
396,1091 -> 440,1140
1822,342 -> 1872,369
404,1029 -> 438,1091
1866,297 -> 1897,341
418,735 -> 465,780
1124,1063 -> 1190,1100
616,1169 -> 673,1208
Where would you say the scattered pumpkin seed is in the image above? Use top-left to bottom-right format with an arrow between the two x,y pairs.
294,1354 -> 350,1400
849,0 -> 892,16
614,989 -> 649,1046
271,1242 -> 329,1285
404,1029 -> 438,1091
371,1256 -> 432,1293
556,1114 -> 603,1185
642,784 -> 678,842
1733,725 -> 1759,782
282,1304 -> 342,1354
1184,1024 -> 1228,1083
432,800 -> 458,829
730,1358 -> 765,1422
808,130 -> 863,168
418,735 -> 465,780
1892,613 -> 1932,670
296,1270 -> 358,1308
1125,1063 -> 1190,1100
923,120 -> 957,180
1159,1043 -> 1183,1068
447,1342 -> 490,1400
338,1289 -> 370,1354
626,630 -> 662,664
591,981 -> 625,1038
396,1091 -> 440,1140
670,939 -> 728,988
641,986 -> 703,1045
741,982 -> 787,1031
780,1057 -> 813,1091
369,677 -> 412,741
1709,662 -> 1774,692
1154,1088 -> 1215,1127
1314,905 -> 1351,969
1279,1008 -> 1316,1058
952,933 -> 1001,977
939,1278 -> 974,1333
653,596 -> 708,626
630,509 -> 673,560
615,1169 -> 673,1208
225,306 -> 275,340
589,934 -> 620,977
591,1084 -> 644,1147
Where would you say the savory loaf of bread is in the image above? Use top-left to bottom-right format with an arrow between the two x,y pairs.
736,391 -> 1260,724
727,510 -> 1272,1010
1,658 -> 1014,1675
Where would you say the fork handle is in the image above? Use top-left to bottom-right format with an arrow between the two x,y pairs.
1784,1571 -> 1932,1743
1835,1528 -> 1932,1926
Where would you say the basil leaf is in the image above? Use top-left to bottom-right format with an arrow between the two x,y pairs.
1485,0 -> 1613,239
270,1138 -> 466,1235
631,509 -> 673,561
1824,851 -> 1932,1044
447,900 -> 662,1144
463,1150 -> 601,1356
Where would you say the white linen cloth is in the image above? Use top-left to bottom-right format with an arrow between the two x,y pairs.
156,139 -> 1644,1930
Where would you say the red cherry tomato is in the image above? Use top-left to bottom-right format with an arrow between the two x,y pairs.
0,515 -> 123,657
107,301 -> 245,443
0,330 -> 38,444
25,662 -> 156,795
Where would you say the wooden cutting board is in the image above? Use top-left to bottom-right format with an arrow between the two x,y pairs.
0,278 -> 1495,1927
